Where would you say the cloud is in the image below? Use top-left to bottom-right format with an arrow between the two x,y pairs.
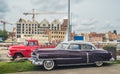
101,20 -> 120,31
73,23 -> 96,33
80,18 -> 98,25
71,0 -> 83,4
0,0 -> 120,34
0,0 -> 9,19
71,18 -> 98,33
31,0 -> 68,11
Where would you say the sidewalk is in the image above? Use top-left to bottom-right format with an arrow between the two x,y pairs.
117,56 -> 120,60
0,49 -> 11,62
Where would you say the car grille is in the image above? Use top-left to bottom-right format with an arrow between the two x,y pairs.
31,52 -> 38,60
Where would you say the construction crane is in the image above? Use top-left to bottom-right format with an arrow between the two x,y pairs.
0,20 -> 13,31
23,9 -> 67,22
0,20 -> 13,40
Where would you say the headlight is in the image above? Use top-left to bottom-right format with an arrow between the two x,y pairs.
36,54 -> 40,59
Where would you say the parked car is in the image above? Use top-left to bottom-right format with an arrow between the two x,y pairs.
29,41 -> 113,70
8,39 -> 55,60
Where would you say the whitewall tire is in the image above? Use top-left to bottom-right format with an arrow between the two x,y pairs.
95,61 -> 103,67
43,60 -> 55,70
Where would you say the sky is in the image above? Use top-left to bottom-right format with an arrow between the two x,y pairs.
0,0 -> 120,34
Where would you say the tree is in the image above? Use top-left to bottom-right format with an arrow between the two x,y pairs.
113,30 -> 117,35
0,30 -> 8,41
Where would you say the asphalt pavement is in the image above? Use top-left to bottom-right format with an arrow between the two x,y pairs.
8,64 -> 120,74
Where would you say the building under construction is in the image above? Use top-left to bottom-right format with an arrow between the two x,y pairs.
16,18 -> 68,45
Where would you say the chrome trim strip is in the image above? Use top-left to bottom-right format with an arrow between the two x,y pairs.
87,52 -> 89,63
38,57 -> 82,60
57,63 -> 94,66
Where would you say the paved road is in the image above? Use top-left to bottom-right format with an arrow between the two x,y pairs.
9,64 -> 120,74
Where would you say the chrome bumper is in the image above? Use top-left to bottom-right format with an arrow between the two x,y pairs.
103,57 -> 115,63
7,54 -> 12,58
110,57 -> 115,61
28,58 -> 43,65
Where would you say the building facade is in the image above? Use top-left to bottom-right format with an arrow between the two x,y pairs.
16,18 -> 68,45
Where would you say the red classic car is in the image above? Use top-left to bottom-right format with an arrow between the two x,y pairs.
8,39 -> 55,60
29,41 -> 113,70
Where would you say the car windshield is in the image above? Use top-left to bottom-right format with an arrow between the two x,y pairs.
24,40 -> 28,46
56,43 -> 69,49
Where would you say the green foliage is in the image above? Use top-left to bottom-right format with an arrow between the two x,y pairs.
117,50 -> 120,55
103,45 -> 117,60
103,45 -> 116,49
113,30 -> 117,35
0,61 -> 40,74
111,60 -> 120,64
0,30 -> 8,41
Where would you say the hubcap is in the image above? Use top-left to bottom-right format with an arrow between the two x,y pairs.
95,61 -> 103,67
44,60 -> 54,70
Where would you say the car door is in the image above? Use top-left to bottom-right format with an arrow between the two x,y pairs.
81,44 -> 96,63
26,41 -> 39,57
68,43 -> 87,64
29,41 -> 39,50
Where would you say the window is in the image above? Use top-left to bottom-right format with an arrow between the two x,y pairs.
52,24 -> 54,26
56,43 -> 69,49
24,40 -> 28,46
82,44 -> 95,50
17,35 -> 21,38
55,27 -> 56,30
43,24 -> 46,26
68,44 -> 81,50
29,42 -> 37,46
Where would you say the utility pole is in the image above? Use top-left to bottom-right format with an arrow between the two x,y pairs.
68,0 -> 71,41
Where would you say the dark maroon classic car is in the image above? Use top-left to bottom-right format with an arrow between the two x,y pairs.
29,41 -> 113,70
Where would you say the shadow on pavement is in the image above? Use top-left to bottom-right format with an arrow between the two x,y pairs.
36,63 -> 113,71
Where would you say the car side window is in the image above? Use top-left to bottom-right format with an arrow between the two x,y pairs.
29,42 -> 37,46
82,44 -> 95,50
69,44 -> 81,50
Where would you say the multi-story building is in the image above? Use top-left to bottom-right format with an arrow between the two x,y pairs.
61,19 -> 68,31
16,18 -> 48,44
16,18 -> 68,45
89,32 -> 105,42
48,30 -> 66,45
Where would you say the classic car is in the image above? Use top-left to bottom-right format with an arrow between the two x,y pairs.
29,41 -> 113,70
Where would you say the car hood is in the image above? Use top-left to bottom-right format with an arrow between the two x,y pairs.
96,48 -> 109,53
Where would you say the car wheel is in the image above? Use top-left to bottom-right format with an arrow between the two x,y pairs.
43,60 -> 55,70
13,54 -> 23,60
95,61 -> 103,67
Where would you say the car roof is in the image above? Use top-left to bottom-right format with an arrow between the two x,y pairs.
62,40 -> 95,46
